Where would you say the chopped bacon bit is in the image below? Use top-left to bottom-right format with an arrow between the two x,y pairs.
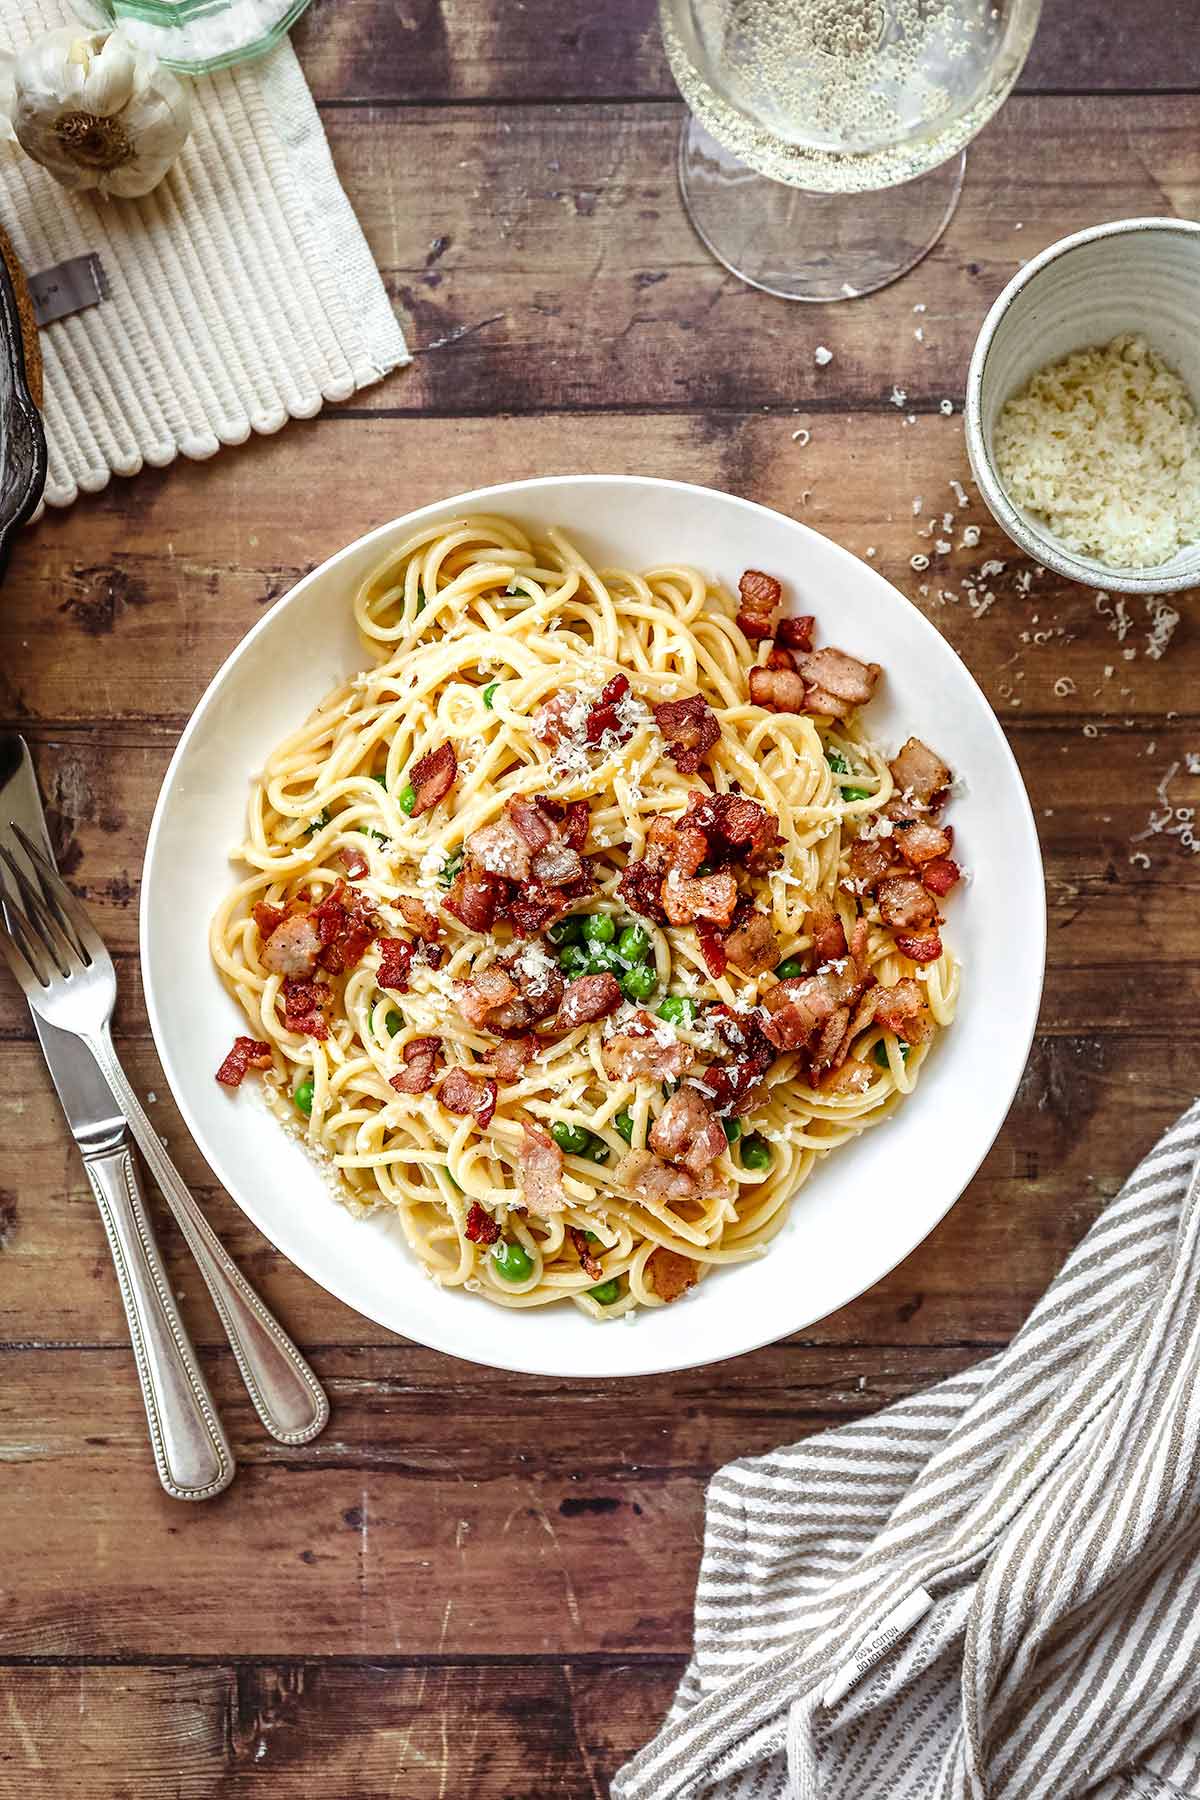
653,694 -> 721,775
614,1149 -> 698,1205
532,691 -> 574,747
519,1120 -> 566,1217
649,1087 -> 728,1176
584,673 -> 633,745
533,797 -> 590,851
749,666 -> 808,713
891,814 -> 953,867
922,857 -> 960,898
215,1036 -> 274,1087
397,897 -> 441,940
465,1201 -> 502,1245
618,855 -> 668,925
466,813 -> 537,882
808,902 -> 848,966
507,799 -> 556,852
874,978 -> 935,1044
530,840 -> 584,887
762,974 -> 843,1054
722,906 -> 779,976
569,1226 -> 603,1281
506,867 -> 596,937
377,937 -> 413,993
312,880 -> 379,975
737,569 -> 782,641
646,1246 -> 699,1304
895,929 -> 943,965
848,836 -> 893,890
456,967 -> 521,1030
280,975 -> 332,1041
889,737 -> 951,809
821,1057 -> 874,1095
389,1036 -> 442,1094
797,647 -> 881,720
408,741 -> 458,817
261,909 -> 322,979
444,864 -> 503,932
684,791 -> 781,869
765,643 -> 798,672
877,876 -> 938,931
776,614 -> 815,651
695,920 -> 728,981
337,845 -> 369,880
489,1035 -> 538,1083
253,901 -> 285,939
602,1015 -> 696,1083
438,1068 -> 498,1129
811,1003 -> 852,1078
663,868 -> 739,929
558,973 -> 623,1030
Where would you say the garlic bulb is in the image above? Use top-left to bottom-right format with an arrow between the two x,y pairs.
0,27 -> 190,198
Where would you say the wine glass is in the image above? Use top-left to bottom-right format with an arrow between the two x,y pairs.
659,0 -> 1043,301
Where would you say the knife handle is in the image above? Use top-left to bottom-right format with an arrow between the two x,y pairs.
84,1142 -> 234,1501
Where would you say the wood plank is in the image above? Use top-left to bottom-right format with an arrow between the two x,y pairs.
0,1661 -> 682,1798
292,0 -> 1200,103
0,1030 -> 1190,1354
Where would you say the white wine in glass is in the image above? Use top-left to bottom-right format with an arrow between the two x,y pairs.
660,0 -> 1042,300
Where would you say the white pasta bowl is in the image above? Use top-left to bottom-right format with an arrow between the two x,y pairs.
965,216 -> 1200,594
142,476 -> 1045,1378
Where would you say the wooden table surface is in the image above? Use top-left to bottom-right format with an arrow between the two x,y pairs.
2,3 -> 1199,1793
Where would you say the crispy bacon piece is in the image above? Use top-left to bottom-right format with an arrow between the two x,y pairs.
280,975 -> 332,1041
602,1014 -> 696,1083
313,880 -> 379,975
649,1087 -> 728,1175
465,1201 -> 502,1245
894,930 -> 943,965
765,644 -> 798,672
776,614 -> 815,652
456,967 -> 520,1030
507,799 -> 556,851
848,835 -> 894,890
808,902 -> 848,966
821,1058 -> 875,1095
569,1226 -> 603,1281
695,921 -> 727,981
684,791 -> 781,871
584,673 -> 633,745
215,1035 -> 273,1087
889,737 -> 951,809
662,868 -> 739,929
749,665 -> 808,714
506,868 -> 596,937
762,974 -> 845,1055
797,648 -> 881,720
438,1068 -> 497,1128
613,1149 -> 697,1205
389,1036 -> 442,1094
337,845 -> 369,880
877,876 -> 938,932
922,857 -> 960,898
722,906 -> 780,976
647,1246 -> 699,1303
408,742 -> 457,817
530,840 -> 584,887
261,910 -> 322,979
443,864 -> 504,932
465,813 -> 534,882
654,694 -> 721,775
519,1121 -> 566,1217
891,814 -> 953,867
737,569 -> 782,641
558,972 -> 623,1030
490,1035 -> 538,1083
397,897 -> 441,940
535,796 -> 590,851
873,978 -> 935,1045
377,937 -> 413,994
532,691 -> 574,747
253,900 -> 286,939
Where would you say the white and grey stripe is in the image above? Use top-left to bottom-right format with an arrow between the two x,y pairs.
613,1100 -> 1200,1800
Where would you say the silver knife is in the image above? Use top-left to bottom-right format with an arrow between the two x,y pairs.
0,733 -> 234,1499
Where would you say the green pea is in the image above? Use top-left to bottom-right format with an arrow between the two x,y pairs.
722,1116 -> 742,1145
774,956 -> 807,980
874,1040 -> 910,1069
621,965 -> 658,1002
656,994 -> 695,1026
293,1077 -> 314,1117
559,944 -> 590,978
370,772 -> 388,788
551,1120 -> 591,1155
617,923 -> 650,963
438,850 -> 464,889
549,915 -> 584,946
492,1240 -> 534,1283
588,1278 -> 621,1306
582,913 -> 616,945
584,1136 -> 611,1165
384,1009 -> 402,1038
826,750 -> 849,774
398,784 -> 417,815
483,682 -> 499,709
586,945 -> 624,976
842,786 -> 871,802
615,1109 -> 635,1144
741,1134 -> 773,1171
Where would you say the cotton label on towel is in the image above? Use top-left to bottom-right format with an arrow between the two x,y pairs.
820,1587 -> 935,1708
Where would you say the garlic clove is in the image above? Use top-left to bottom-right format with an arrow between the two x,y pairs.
78,30 -> 138,118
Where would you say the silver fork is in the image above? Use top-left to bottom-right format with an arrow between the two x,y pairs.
0,825 -> 329,1452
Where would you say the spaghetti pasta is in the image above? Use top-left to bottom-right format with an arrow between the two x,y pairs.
210,515 -> 961,1319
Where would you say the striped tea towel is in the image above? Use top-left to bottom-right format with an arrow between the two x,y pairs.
614,1099 -> 1200,1800
1,0 -> 407,508
70,0 -> 314,73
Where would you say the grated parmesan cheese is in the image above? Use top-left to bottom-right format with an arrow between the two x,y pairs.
994,333 -> 1200,569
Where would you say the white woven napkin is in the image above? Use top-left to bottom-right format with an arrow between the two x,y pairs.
1,0 -> 408,507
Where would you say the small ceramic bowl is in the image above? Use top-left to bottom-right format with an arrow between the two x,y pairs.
964,216 -> 1200,595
